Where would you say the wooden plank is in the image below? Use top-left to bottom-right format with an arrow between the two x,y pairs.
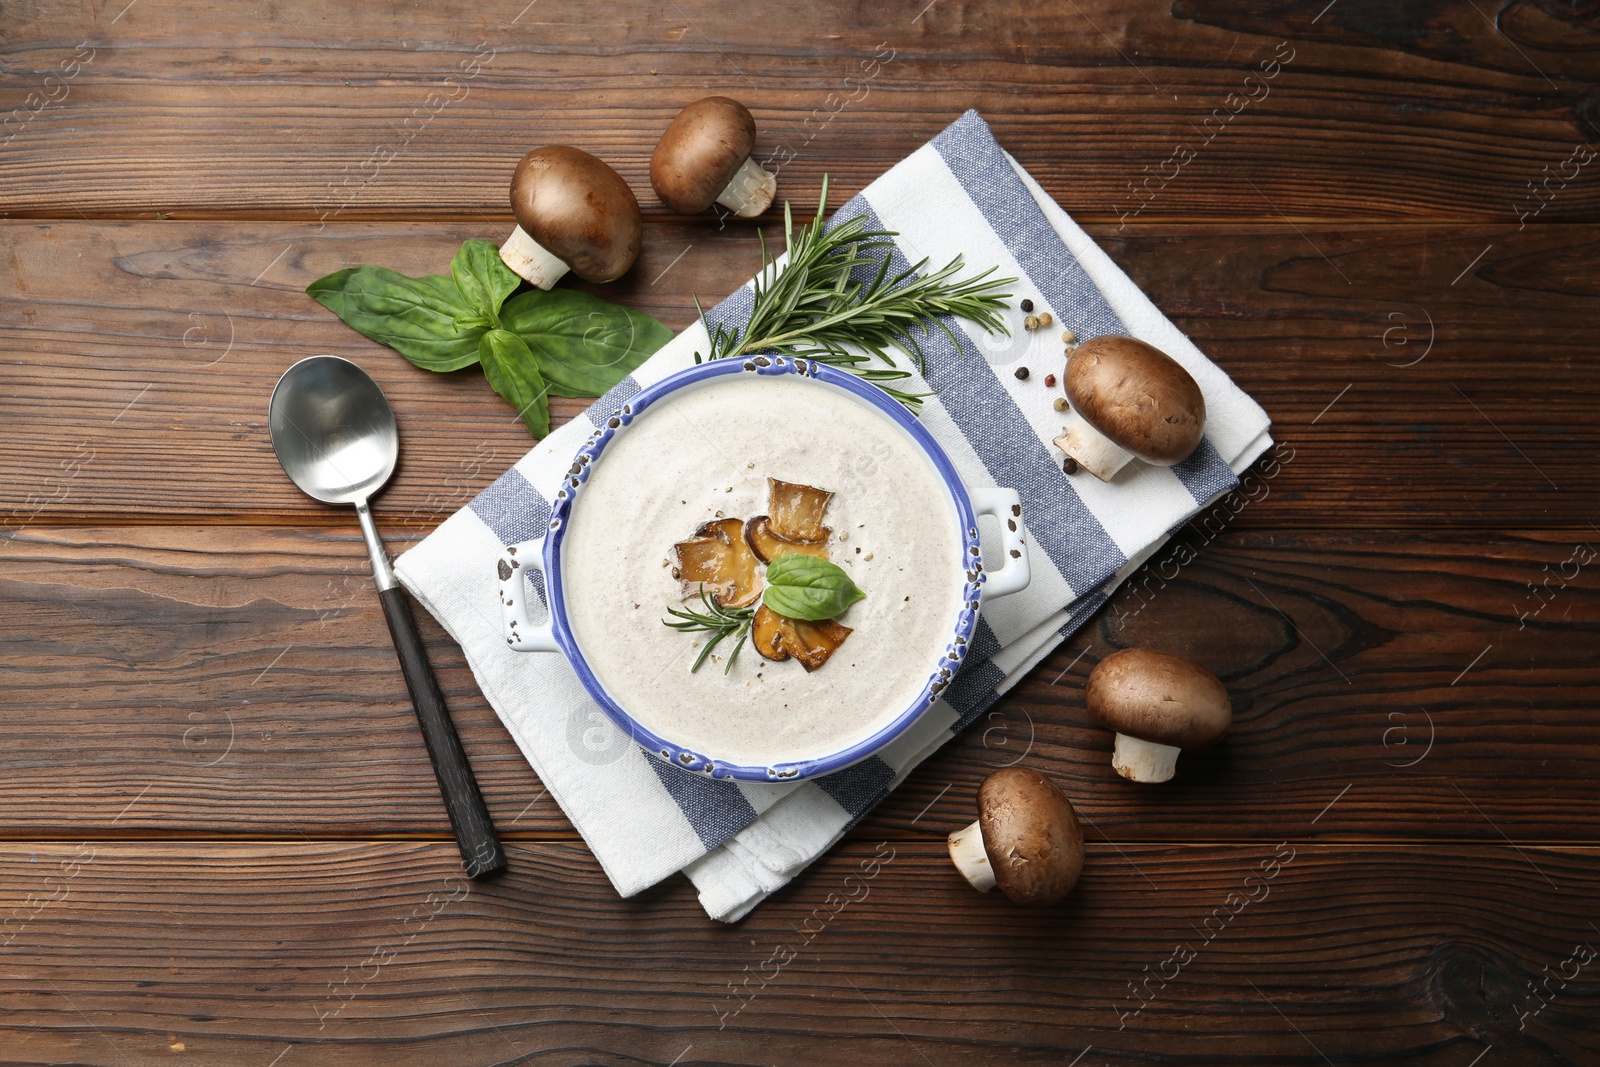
2,220 -> 1596,528
0,840 -> 1594,1063
0,1 -> 1595,221
1,525 -> 1594,842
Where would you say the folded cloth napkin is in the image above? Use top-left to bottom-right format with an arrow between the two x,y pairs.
395,110 -> 1272,921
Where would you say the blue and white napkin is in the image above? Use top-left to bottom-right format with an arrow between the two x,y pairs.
395,110 -> 1272,921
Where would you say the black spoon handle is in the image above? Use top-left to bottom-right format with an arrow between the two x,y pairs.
378,586 -> 507,880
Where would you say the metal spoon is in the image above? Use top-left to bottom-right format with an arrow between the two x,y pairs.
269,355 -> 506,879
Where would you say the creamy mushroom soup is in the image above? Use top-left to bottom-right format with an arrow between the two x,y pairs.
560,373 -> 968,769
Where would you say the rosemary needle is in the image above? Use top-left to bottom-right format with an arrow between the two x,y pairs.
694,175 -> 1015,411
663,585 -> 756,674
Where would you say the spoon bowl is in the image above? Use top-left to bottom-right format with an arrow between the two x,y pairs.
267,355 -> 506,880
269,355 -> 398,504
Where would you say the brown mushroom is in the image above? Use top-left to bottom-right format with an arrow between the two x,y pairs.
765,478 -> 833,542
650,97 -> 777,218
673,518 -> 762,609
1052,335 -> 1206,481
750,604 -> 851,671
750,603 -> 787,662
499,145 -> 642,289
784,616 -> 852,672
744,515 -> 828,564
1085,648 -> 1231,783
947,767 -> 1084,906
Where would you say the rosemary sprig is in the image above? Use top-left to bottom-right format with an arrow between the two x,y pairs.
663,585 -> 756,674
694,175 -> 1015,411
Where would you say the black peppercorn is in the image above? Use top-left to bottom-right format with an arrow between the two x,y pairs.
1020,298 -> 1034,313
1015,366 -> 1030,380
1062,456 -> 1079,475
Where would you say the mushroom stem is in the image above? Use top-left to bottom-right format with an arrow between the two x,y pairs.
1054,410 -> 1134,481
1111,733 -> 1182,783
499,225 -> 570,290
714,156 -> 778,218
947,819 -> 996,892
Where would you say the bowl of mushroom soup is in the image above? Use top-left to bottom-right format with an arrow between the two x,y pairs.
496,357 -> 1033,782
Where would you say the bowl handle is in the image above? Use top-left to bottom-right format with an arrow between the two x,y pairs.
969,487 -> 1032,601
498,539 -> 560,652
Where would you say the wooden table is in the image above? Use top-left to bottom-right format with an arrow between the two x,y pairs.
3,1 -> 1597,1062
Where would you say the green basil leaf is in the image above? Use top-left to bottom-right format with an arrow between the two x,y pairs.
450,239 -> 520,326
501,288 -> 673,398
306,266 -> 484,371
477,329 -> 550,438
762,555 -> 866,622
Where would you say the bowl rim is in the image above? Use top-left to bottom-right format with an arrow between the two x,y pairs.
541,356 -> 986,782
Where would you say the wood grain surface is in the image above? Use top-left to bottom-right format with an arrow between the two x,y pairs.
3,841 -> 1598,1064
1,1 -> 1597,221
3,0 -> 1597,1063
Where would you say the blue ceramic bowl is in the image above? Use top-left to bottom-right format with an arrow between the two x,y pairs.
498,355 -> 1030,781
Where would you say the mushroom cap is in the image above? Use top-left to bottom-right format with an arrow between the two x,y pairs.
650,97 -> 758,213
977,767 -> 1085,906
1063,336 -> 1206,466
1085,647 -> 1231,748
509,145 -> 642,283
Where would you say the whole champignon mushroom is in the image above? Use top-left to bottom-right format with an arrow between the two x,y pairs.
499,145 -> 642,289
946,767 -> 1084,906
1052,335 -> 1206,481
650,97 -> 777,218
1086,648 -> 1231,784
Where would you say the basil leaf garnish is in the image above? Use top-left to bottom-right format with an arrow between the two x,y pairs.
501,288 -> 672,398
450,239 -> 520,327
306,240 -> 674,437
306,266 -> 484,372
763,555 -> 865,621
478,329 -> 550,438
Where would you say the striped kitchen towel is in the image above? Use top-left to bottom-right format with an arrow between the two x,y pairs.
395,110 -> 1272,921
